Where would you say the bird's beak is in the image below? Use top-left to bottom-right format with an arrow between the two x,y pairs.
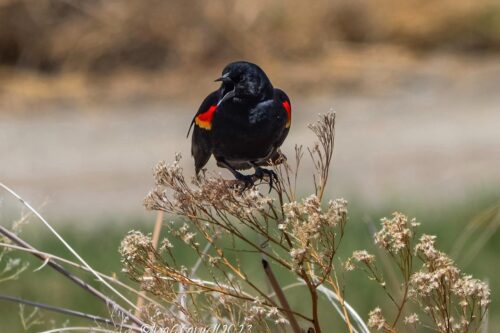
214,73 -> 232,83
217,89 -> 235,106
215,73 -> 235,106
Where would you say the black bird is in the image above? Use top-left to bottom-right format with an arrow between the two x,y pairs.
187,61 -> 291,189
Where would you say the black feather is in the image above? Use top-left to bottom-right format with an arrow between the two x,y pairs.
188,61 -> 292,180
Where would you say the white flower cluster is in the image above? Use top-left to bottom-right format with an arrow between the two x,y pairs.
374,212 -> 414,253
367,307 -> 386,330
283,195 -> 347,240
119,230 -> 152,263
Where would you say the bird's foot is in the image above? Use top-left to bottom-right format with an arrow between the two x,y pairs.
254,167 -> 277,193
234,173 -> 255,192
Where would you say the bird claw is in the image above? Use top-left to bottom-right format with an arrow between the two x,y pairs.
235,173 -> 255,192
233,168 -> 277,193
254,168 -> 277,193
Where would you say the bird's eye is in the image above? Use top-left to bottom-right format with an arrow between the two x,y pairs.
224,80 -> 235,91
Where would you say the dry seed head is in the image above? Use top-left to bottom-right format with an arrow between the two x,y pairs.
343,258 -> 355,271
452,275 -> 491,307
409,271 -> 442,297
160,238 -> 174,251
325,198 -> 348,226
374,212 -> 414,253
119,230 -> 152,263
153,154 -> 183,186
415,234 -> 439,260
284,195 -> 347,243
143,190 -> 167,211
352,250 -> 375,265
404,313 -> 419,325
368,307 -> 387,331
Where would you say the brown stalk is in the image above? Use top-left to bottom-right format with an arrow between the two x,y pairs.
150,273 -> 313,322
301,271 -> 322,333
134,210 -> 164,317
262,258 -> 303,333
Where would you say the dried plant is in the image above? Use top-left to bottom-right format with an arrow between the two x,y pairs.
0,183 -> 145,332
121,112 -> 491,333
126,113 -> 363,333
0,112 -> 491,332
347,213 -> 491,333
0,211 -> 31,284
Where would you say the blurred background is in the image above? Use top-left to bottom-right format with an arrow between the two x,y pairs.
0,0 -> 499,332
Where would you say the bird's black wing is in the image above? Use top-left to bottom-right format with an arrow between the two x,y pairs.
188,91 -> 220,175
273,88 -> 291,149
261,88 -> 291,166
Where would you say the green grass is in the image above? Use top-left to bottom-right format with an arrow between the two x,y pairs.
0,193 -> 499,332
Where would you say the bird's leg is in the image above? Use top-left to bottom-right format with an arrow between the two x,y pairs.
217,159 -> 255,191
252,163 -> 277,193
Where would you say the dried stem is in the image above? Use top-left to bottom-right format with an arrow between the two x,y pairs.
128,113 -> 359,332
262,259 -> 303,333
0,182 -> 140,313
0,225 -> 144,328
135,210 -> 164,317
0,294 -> 140,332
349,213 -> 491,333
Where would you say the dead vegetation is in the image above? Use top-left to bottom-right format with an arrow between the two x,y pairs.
0,113 -> 492,332
1,0 -> 499,73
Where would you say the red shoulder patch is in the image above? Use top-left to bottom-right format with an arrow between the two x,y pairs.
195,105 -> 217,130
282,100 -> 291,128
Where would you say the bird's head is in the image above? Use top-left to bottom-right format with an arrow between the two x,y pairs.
215,61 -> 273,106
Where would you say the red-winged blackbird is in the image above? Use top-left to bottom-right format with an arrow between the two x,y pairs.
187,61 -> 291,189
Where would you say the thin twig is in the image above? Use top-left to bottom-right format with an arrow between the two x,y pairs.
0,294 -> 140,332
0,225 -> 144,328
0,182 -> 140,313
0,242 -> 169,314
40,327 -> 119,333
